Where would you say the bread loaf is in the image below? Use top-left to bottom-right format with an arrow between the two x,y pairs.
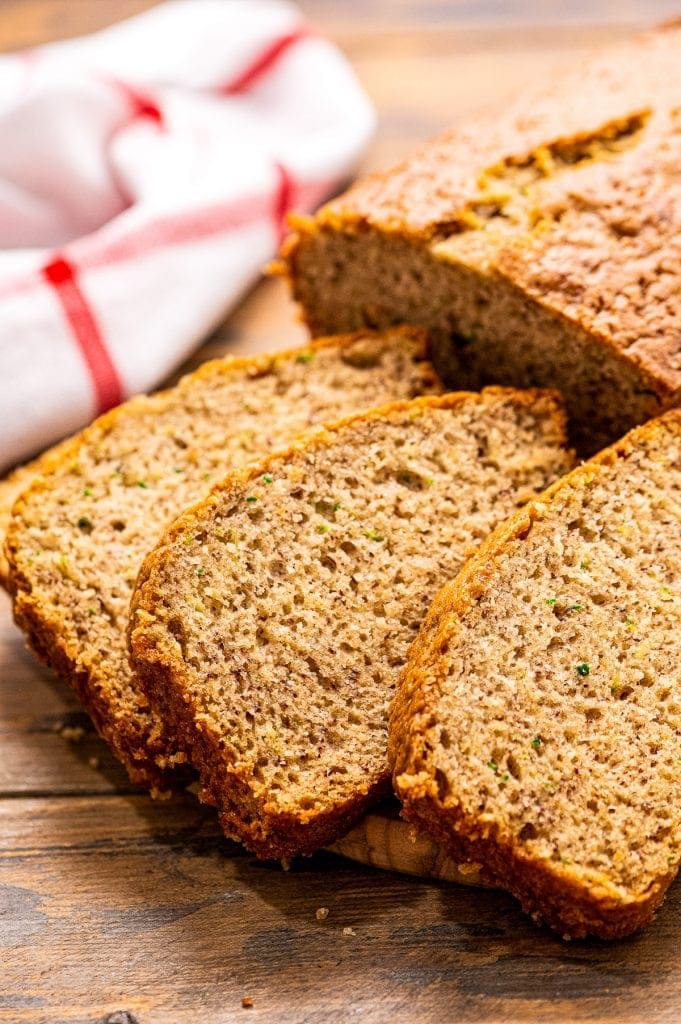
280,22 -> 681,454
129,389 -> 572,857
5,328 -> 440,792
390,410 -> 681,939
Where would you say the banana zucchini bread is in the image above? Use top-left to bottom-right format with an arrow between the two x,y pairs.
280,22 -> 681,454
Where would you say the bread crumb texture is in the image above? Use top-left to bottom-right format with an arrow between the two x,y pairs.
391,409 -> 681,939
0,437 -> 76,588
5,329 -> 439,792
130,389 -> 571,857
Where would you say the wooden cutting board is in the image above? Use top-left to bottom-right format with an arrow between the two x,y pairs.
328,804 -> 485,886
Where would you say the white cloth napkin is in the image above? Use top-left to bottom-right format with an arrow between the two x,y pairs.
0,0 -> 374,472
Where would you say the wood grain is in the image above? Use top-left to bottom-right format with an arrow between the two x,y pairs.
2,2 -> 681,1022
2,794 -> 681,1024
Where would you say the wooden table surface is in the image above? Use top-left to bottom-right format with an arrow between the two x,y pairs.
2,2 -> 681,1022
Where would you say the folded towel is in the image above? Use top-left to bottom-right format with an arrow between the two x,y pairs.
0,0 -> 374,472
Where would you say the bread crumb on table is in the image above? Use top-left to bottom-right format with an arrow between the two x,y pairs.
241,995 -> 253,1009
59,725 -> 85,742
315,907 -> 329,922
342,926 -> 356,936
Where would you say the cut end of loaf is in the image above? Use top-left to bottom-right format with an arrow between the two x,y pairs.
280,24 -> 681,455
390,409 -> 681,939
283,214 -> 670,458
130,388 -> 572,859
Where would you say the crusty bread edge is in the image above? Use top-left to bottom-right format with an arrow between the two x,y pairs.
4,327 -> 434,794
129,386 -> 570,858
389,407 -> 681,939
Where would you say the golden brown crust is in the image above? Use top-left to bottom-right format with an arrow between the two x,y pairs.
389,408 -> 681,939
11,584 -> 172,791
6,327 -> 435,794
129,387 -> 569,858
293,26 -> 681,240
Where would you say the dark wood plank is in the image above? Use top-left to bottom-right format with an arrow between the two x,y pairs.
1,794 -> 680,1024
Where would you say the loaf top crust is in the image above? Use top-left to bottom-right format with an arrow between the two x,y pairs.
313,24 -> 681,235
286,23 -> 681,396
390,408 -> 681,939
4,328 -> 440,793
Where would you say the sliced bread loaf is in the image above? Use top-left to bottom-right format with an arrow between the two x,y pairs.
390,410 -> 681,939
5,328 -> 440,793
129,389 -> 572,857
280,22 -> 681,454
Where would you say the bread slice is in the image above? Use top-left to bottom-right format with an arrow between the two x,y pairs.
279,22 -> 681,454
5,328 -> 441,794
129,389 -> 572,857
390,410 -> 681,940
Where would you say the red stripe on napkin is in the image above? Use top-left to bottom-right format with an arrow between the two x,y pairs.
103,77 -> 164,126
79,194 -> 272,269
222,26 -> 312,94
42,257 -> 124,413
127,92 -> 163,124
